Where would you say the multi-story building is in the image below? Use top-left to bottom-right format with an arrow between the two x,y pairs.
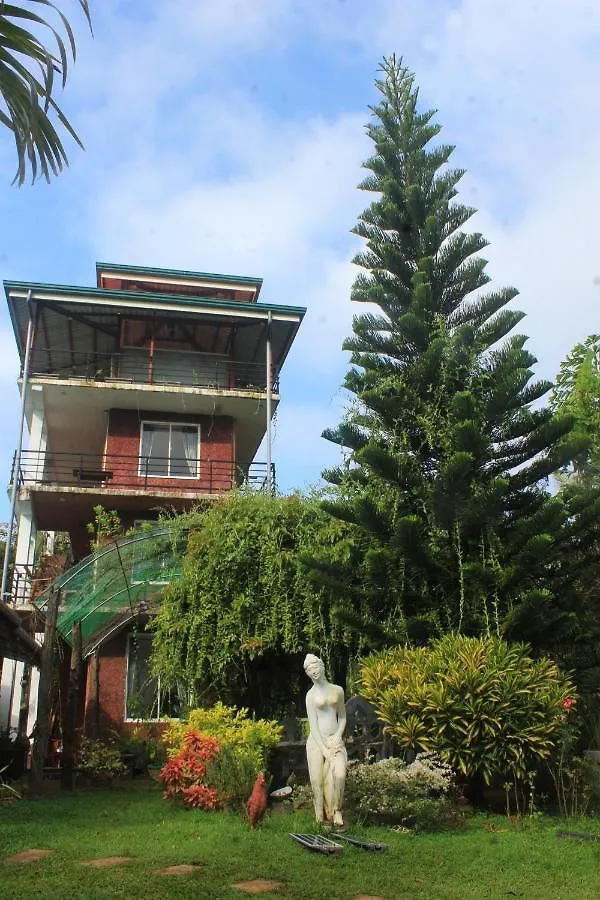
0,262 -> 304,736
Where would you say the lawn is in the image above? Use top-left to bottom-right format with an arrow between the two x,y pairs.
1,782 -> 600,899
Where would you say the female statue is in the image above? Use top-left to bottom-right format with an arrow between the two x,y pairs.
303,653 -> 347,827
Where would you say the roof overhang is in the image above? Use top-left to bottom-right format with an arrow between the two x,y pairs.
4,281 -> 305,372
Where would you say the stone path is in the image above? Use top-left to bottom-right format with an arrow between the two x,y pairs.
4,850 -> 384,897
154,864 -> 203,875
83,857 -> 133,867
6,849 -> 52,863
232,880 -> 285,894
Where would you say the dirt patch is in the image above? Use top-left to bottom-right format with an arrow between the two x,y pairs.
232,880 -> 285,894
6,849 -> 52,863
154,864 -> 202,875
84,857 -> 133,868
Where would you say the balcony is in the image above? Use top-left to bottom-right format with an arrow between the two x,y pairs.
27,348 -> 278,393
12,450 -> 274,496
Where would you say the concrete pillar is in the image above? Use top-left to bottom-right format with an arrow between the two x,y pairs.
24,384 -> 46,482
13,500 -> 37,605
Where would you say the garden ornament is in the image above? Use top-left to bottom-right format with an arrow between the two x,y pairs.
303,653 -> 347,827
246,771 -> 269,829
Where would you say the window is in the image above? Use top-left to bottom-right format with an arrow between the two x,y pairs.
125,632 -> 181,720
139,421 -> 200,478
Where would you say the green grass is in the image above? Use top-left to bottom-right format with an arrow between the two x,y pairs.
1,783 -> 600,899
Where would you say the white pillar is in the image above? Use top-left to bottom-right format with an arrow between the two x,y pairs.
25,384 -> 46,482
13,500 -> 37,605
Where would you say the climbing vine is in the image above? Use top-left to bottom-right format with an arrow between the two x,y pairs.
151,491 -> 356,715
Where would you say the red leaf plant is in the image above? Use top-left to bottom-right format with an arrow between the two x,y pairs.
160,729 -> 227,811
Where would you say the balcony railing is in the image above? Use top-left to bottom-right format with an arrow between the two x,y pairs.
27,348 -> 279,392
12,450 -> 275,495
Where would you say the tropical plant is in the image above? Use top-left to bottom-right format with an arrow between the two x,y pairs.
160,730 -> 225,811
359,634 -> 576,787
0,0 -> 91,184
307,55 -> 594,651
345,751 -> 454,830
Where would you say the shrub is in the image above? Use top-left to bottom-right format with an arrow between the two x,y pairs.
359,634 -> 576,785
163,702 -> 281,766
115,726 -> 166,771
345,752 -> 454,830
160,730 -> 225,811
161,704 -> 282,809
77,737 -> 125,779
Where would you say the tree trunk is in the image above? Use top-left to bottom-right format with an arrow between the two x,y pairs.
29,586 -> 60,792
61,620 -> 82,790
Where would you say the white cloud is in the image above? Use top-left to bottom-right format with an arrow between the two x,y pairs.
4,0 -> 600,505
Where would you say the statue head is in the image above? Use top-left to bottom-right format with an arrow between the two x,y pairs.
304,653 -> 325,683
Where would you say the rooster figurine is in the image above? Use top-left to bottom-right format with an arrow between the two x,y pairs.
246,772 -> 269,829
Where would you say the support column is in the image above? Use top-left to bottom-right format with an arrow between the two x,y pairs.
26,385 -> 47,482
12,501 -> 37,605
265,312 -> 273,493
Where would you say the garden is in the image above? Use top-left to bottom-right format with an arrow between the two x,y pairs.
2,784 -> 600,900
4,43 -> 600,900
4,636 -> 600,899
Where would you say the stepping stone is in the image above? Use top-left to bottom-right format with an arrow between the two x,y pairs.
154,864 -> 202,875
232,879 -> 285,894
84,857 -> 133,868
6,849 -> 52,863
353,895 -> 386,900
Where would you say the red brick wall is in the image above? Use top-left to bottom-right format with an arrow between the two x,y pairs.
82,629 -> 171,739
83,631 -> 127,737
105,409 -> 234,494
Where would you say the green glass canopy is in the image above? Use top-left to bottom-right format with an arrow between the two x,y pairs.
34,526 -> 188,655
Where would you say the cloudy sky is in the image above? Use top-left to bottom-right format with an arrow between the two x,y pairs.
1,0 -> 599,519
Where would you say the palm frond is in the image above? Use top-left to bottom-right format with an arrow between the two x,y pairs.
0,1 -> 92,184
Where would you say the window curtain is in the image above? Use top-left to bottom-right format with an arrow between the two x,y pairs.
181,427 -> 198,477
140,425 -> 156,476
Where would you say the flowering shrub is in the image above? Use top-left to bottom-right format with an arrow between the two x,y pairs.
160,730 -> 226,811
162,702 -> 282,809
346,752 -> 455,830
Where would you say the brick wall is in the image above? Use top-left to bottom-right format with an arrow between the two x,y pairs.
83,631 -> 127,737
105,408 -> 234,494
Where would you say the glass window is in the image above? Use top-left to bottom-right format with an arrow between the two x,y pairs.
139,422 -> 199,478
125,632 -> 181,720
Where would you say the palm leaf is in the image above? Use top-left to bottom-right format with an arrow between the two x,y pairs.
0,1 -> 91,184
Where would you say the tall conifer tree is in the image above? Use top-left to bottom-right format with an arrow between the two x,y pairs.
317,56 -> 591,647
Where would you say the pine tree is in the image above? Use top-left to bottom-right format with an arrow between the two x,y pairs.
317,56 -> 593,648
551,335 -> 600,483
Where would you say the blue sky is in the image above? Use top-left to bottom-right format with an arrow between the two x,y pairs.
1,0 -> 600,519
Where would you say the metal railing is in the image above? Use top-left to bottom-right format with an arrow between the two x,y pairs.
27,348 -> 279,392
12,449 -> 275,495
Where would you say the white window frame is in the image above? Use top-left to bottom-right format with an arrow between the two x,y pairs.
138,419 -> 200,479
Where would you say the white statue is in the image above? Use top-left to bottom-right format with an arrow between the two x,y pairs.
303,653 -> 347,827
